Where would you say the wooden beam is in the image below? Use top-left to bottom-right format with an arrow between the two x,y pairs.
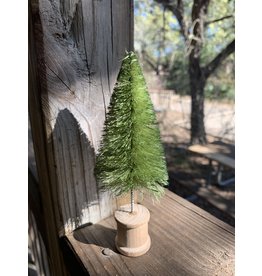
29,2 -> 68,273
29,0 -> 133,235
29,0 -> 133,273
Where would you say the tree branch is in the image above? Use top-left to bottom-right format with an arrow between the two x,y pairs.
155,0 -> 188,39
204,39 -> 235,78
205,15 -> 233,26
141,50 -> 159,73
188,0 -> 210,54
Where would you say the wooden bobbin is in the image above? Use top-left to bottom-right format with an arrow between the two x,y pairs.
114,204 -> 151,257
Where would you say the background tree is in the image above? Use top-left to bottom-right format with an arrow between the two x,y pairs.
135,0 -> 235,144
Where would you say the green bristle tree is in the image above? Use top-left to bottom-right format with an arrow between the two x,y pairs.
95,51 -> 168,212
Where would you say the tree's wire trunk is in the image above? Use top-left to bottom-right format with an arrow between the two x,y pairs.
131,189 -> 134,213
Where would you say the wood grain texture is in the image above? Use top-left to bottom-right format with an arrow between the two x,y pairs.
29,0 -> 133,236
67,189 -> 235,276
29,3 -> 68,273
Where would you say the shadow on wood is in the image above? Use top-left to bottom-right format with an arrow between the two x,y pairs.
51,108 -> 103,235
60,237 -> 90,276
73,224 -> 117,253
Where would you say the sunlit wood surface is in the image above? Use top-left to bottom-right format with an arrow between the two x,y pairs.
67,189 -> 234,276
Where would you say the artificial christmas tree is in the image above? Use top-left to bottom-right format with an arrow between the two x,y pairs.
95,51 -> 168,256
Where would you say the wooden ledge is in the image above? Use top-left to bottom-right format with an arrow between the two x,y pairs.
66,189 -> 235,275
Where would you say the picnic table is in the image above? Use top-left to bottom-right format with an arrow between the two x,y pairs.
188,143 -> 235,186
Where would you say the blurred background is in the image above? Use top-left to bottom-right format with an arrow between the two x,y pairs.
134,0 -> 235,226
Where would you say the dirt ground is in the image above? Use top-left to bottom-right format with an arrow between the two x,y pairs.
163,137 -> 235,226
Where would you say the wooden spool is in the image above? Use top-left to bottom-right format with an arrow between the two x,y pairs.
114,204 -> 151,257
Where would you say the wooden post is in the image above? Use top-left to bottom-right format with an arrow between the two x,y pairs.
29,0 -> 133,273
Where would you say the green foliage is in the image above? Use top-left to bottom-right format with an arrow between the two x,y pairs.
95,52 -> 168,198
135,0 -> 181,72
205,54 -> 235,100
201,0 -> 235,66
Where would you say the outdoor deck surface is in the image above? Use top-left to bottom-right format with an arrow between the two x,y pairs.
67,189 -> 235,276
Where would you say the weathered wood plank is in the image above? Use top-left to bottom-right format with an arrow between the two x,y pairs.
29,0 -> 133,238
29,2 -> 68,273
67,189 -> 235,276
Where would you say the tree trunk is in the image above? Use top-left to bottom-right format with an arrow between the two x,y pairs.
189,53 -> 207,145
188,0 -> 209,144
190,77 -> 207,144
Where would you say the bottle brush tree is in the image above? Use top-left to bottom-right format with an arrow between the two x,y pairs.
95,51 -> 168,213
